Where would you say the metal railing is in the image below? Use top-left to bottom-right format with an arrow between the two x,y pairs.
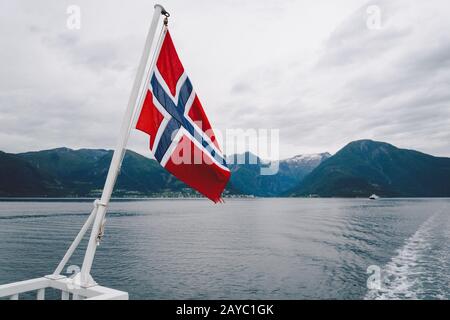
0,275 -> 128,300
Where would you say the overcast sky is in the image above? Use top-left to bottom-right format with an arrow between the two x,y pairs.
1,0 -> 450,160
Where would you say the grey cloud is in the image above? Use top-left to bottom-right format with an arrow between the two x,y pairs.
276,0 -> 450,157
231,82 -> 254,95
1,0 -> 450,160
42,32 -> 130,72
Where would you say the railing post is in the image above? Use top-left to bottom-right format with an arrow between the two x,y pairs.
61,291 -> 69,300
36,288 -> 45,300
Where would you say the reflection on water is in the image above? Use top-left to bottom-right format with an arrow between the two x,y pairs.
0,198 -> 449,299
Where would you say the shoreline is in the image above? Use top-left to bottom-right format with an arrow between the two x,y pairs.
1,196 -> 450,202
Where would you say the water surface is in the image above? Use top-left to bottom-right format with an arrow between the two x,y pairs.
0,198 -> 449,299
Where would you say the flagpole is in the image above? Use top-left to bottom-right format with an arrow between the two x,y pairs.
80,4 -> 168,287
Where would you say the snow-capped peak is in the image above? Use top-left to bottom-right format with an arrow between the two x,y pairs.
284,152 -> 331,164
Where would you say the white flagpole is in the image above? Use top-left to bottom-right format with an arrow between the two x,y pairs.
80,4 -> 168,287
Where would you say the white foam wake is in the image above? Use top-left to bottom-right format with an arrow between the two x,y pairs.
365,213 -> 438,300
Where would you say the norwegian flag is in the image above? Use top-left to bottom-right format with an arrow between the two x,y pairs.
136,29 -> 230,203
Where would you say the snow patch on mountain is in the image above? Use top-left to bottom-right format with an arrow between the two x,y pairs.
283,152 -> 331,164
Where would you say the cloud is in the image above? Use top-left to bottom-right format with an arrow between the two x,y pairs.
0,0 -> 449,160
228,0 -> 450,157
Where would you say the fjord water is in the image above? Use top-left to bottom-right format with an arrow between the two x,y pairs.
0,198 -> 449,300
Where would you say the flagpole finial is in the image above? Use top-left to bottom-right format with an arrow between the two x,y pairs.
154,4 -> 170,25
154,4 -> 170,17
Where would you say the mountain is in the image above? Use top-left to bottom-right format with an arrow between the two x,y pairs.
290,140 -> 450,197
228,152 -> 330,196
7,140 -> 448,198
0,151 -> 57,196
0,148 -> 327,197
4,148 -> 188,197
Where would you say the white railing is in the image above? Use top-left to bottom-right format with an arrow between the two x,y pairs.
0,275 -> 128,300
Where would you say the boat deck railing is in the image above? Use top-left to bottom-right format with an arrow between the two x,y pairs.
0,275 -> 128,300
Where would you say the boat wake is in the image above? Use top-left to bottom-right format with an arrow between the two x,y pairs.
365,207 -> 450,300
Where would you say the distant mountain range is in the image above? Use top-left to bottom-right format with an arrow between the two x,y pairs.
290,140 -> 450,197
0,139 -> 449,198
227,152 -> 331,196
0,148 -> 186,197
